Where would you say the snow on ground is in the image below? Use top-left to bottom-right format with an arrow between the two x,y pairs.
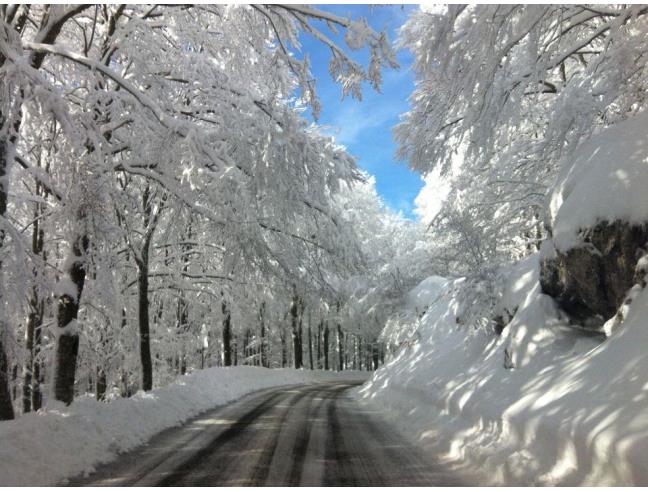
356,256 -> 648,485
0,367 -> 365,486
380,275 -> 450,351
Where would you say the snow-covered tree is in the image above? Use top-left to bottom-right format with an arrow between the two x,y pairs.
0,4 -> 397,414
397,5 -> 648,272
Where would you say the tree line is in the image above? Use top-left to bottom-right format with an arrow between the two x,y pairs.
0,5 -> 401,420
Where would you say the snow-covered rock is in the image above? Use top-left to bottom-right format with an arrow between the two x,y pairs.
548,110 -> 648,253
540,222 -> 648,325
540,111 -> 648,326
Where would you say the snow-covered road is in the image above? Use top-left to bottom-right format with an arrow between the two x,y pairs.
74,381 -> 459,486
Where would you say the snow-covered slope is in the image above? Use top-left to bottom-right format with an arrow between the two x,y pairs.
0,367 -> 364,486
356,111 -> 648,485
356,255 -> 648,485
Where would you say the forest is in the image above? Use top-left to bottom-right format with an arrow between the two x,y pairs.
0,4 -> 420,419
2,4 -> 648,486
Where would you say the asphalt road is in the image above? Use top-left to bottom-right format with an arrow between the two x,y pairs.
74,381 -> 461,486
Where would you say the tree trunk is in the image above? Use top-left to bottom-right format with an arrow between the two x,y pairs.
0,137 -> 14,420
96,366 -> 107,401
30,254 -> 45,411
0,337 -> 14,420
31,319 -> 43,410
22,313 -> 34,413
134,185 -> 165,392
307,310 -> 314,370
291,294 -> 303,369
176,222 -> 190,375
22,300 -> 44,412
323,321 -> 330,371
176,297 -> 188,374
23,196 -> 46,413
280,324 -> 287,368
372,343 -> 380,370
316,321 -> 322,369
335,302 -> 344,371
118,309 -> 132,398
337,325 -> 344,371
260,302 -> 268,368
53,233 -> 88,405
344,335 -> 350,370
120,367 -> 130,398
222,300 -> 232,366
243,330 -> 250,365
53,331 -> 80,406
357,336 -> 363,371
10,364 -> 17,401
30,287 -> 45,411
294,327 -> 302,369
180,353 -> 187,375
137,258 -> 153,391
31,325 -> 43,411
233,337 -> 238,366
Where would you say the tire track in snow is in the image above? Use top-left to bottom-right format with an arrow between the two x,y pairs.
155,390 -> 289,486
246,386 -> 325,485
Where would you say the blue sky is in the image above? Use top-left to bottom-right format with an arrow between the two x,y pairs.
297,5 -> 423,219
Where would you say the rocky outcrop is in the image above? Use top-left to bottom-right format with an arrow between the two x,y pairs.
540,220 -> 648,327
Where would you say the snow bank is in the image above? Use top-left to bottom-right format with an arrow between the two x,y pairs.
380,275 -> 451,351
406,275 -> 449,313
0,367 -> 364,486
549,110 -> 648,251
357,256 -> 648,485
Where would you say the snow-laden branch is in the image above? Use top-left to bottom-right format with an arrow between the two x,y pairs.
272,5 -> 352,28
13,154 -> 63,201
111,162 -> 227,227
24,42 -> 185,136
23,41 -> 240,176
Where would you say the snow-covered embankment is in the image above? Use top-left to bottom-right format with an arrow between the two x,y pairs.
357,256 -> 648,485
356,112 -> 648,485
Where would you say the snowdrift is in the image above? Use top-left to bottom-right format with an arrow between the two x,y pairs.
0,367 -> 364,486
357,257 -> 648,485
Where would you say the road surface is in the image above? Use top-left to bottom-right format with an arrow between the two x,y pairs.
73,381 -> 461,486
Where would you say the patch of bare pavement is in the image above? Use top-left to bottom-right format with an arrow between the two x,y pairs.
70,380 -> 461,486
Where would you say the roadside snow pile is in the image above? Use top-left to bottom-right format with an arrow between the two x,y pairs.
0,367 -> 364,486
548,110 -> 648,252
357,254 -> 648,485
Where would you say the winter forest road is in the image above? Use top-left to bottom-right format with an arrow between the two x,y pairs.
73,380 -> 461,486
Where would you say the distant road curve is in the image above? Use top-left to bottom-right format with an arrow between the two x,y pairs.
74,380 -> 461,486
